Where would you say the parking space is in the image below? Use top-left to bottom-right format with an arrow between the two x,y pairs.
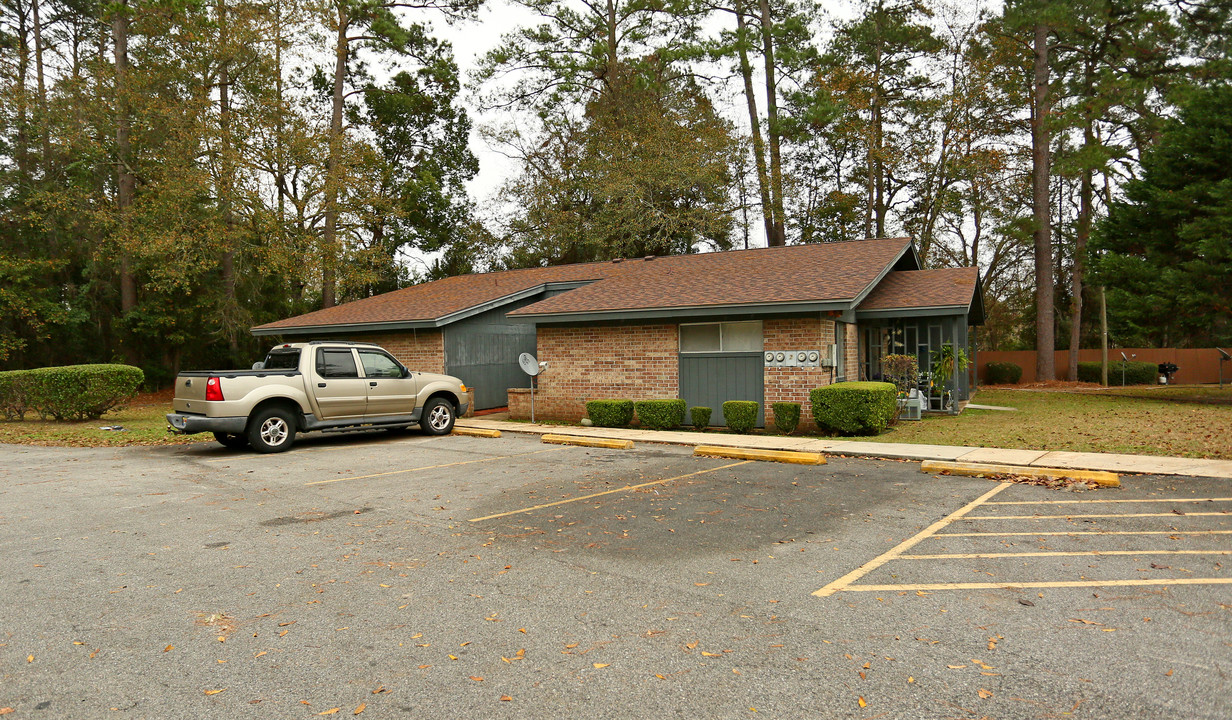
817,481 -> 1232,595
3,433 -> 1231,718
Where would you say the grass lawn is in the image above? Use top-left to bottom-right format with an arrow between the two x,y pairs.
0,393 -> 210,448
865,385 -> 1232,459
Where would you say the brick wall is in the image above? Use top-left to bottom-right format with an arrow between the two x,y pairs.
763,317 -> 838,429
845,322 -> 859,380
512,325 -> 678,421
359,330 -> 445,374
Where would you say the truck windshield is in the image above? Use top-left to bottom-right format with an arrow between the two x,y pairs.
263,349 -> 301,370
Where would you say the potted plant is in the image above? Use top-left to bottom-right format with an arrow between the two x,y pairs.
930,343 -> 971,411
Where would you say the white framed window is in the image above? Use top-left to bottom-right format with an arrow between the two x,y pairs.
679,321 -> 763,353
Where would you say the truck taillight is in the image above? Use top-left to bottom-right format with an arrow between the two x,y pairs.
205,376 -> 224,402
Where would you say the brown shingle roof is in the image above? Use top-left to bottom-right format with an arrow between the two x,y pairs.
856,267 -> 979,311
507,238 -> 913,318
252,262 -> 620,331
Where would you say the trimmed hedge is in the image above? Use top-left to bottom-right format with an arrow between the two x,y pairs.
690,406 -> 712,430
772,402 -> 801,435
635,399 -> 686,430
984,361 -> 1023,385
0,370 -> 31,420
586,399 -> 635,427
810,381 -> 898,436
0,364 -> 144,421
1077,360 -> 1157,386
723,400 -> 758,434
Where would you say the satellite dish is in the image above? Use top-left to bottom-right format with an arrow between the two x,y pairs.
519,352 -> 542,376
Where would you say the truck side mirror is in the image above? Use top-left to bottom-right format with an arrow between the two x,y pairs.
252,361 -> 265,370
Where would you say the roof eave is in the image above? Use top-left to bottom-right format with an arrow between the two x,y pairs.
251,280 -> 596,336
854,304 -> 972,320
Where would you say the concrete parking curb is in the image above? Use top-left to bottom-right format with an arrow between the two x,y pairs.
541,434 -> 634,450
920,460 -> 1121,488
695,445 -> 826,465
452,427 -> 502,438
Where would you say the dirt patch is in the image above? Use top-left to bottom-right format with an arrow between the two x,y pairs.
131,387 -> 175,407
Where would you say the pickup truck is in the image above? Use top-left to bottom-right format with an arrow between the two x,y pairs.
167,341 -> 469,453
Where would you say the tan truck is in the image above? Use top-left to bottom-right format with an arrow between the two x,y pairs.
167,341 -> 469,453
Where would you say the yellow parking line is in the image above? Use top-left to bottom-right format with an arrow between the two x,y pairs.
936,530 -> 1232,537
305,448 -> 566,486
843,578 -> 1232,592
468,461 -> 752,523
813,482 -> 1011,597
899,550 -> 1232,560
965,512 -> 1230,520
985,497 -> 1232,506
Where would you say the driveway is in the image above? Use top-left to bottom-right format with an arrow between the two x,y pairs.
1,432 -> 1229,718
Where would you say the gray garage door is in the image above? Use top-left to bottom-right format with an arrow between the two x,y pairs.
679,352 -> 764,427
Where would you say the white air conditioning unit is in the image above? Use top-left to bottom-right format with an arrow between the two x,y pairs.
820,344 -> 837,367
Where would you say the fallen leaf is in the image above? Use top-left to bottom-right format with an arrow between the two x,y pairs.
1067,618 -> 1103,626
353,703 -> 366,715
255,651 -> 267,658
701,651 -> 721,657
565,643 -> 578,649
858,696 -> 866,708
500,696 -> 512,702
279,630 -> 288,637
204,689 -> 226,696
695,582 -> 709,586
1165,669 -> 1174,677
448,655 -> 458,660
862,661 -> 871,669
1018,599 -> 1035,607
27,655 -> 33,663
593,663 -> 609,669
947,665 -> 967,669
655,674 -> 666,680
908,677 -> 914,684
686,641 -> 698,650
164,645 -> 174,652
469,676 -> 483,682
0,709 -> 13,715
371,686 -> 386,695
518,628 -> 527,633
979,688 -> 993,699
217,636 -> 226,643
318,709 -> 340,716
73,641 -> 85,646
418,664 -> 431,669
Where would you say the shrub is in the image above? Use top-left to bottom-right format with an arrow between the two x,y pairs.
1077,360 -> 1157,386
772,402 -> 801,435
722,400 -> 759,433
810,381 -> 898,436
634,399 -> 686,430
882,354 -> 919,394
0,370 -> 31,421
984,361 -> 1023,385
586,399 -> 635,427
690,406 -> 712,430
24,364 -> 144,420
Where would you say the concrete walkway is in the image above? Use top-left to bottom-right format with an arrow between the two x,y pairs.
456,417 -> 1232,479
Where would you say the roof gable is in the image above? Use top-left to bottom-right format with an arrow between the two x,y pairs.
855,267 -> 983,320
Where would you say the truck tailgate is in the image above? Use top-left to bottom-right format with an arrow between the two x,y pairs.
173,374 -> 209,412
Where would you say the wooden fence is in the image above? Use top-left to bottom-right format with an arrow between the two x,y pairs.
977,348 -> 1231,385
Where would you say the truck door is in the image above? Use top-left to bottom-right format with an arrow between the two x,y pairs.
312,348 -> 368,419
359,349 -> 419,418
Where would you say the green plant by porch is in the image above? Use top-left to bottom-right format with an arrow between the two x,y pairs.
810,382 -> 898,435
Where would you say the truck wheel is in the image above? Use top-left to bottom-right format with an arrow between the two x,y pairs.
420,398 -> 455,435
213,432 -> 249,450
248,407 -> 297,453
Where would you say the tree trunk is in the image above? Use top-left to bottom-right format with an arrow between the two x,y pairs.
1031,22 -> 1055,383
321,3 -> 348,309
114,0 -> 139,365
32,0 -> 51,169
217,0 -> 239,357
735,5 -> 774,245
1069,147 -> 1093,381
757,0 -> 785,246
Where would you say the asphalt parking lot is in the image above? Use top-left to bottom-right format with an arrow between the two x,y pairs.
1,431 -> 1229,719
